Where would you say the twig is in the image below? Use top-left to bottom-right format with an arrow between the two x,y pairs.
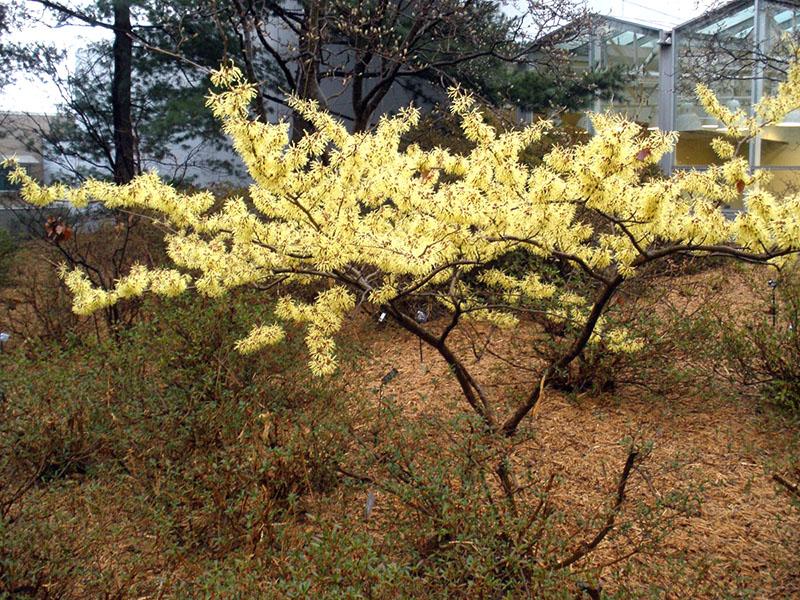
553,448 -> 639,570
773,473 -> 800,498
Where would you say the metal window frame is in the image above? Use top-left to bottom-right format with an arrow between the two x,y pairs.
560,2 -> 800,180
666,0 -> 800,176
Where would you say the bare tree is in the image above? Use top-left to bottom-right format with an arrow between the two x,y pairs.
676,2 -> 800,98
28,0 -> 137,184
210,0 -> 593,134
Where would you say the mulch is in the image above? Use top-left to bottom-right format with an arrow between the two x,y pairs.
337,268 -> 799,598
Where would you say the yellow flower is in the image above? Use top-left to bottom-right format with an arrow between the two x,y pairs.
14,62 -> 800,375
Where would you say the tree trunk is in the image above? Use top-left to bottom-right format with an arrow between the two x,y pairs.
291,0 -> 322,142
112,0 -> 135,184
353,107 -> 371,133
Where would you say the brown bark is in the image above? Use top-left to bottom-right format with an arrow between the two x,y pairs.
291,0 -> 322,142
112,0 -> 135,184
502,275 -> 625,436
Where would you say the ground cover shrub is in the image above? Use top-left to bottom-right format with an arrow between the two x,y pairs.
556,258 -> 733,396
352,397 -> 704,598
0,284 -> 707,597
0,245 -> 85,346
165,399 -> 703,599
0,290 -> 356,597
0,205 -> 168,340
0,214 -> 167,347
700,265 -> 800,415
0,229 -> 15,287
683,264 -> 800,520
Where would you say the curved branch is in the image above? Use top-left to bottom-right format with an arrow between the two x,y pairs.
502,274 -> 624,436
387,300 -> 497,428
554,448 -> 639,570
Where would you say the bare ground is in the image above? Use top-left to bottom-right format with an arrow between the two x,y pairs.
340,279 -> 800,598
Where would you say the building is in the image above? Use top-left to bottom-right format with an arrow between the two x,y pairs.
0,112 -> 48,189
5,1 -> 800,208
561,0 -> 800,204
0,112 -> 50,235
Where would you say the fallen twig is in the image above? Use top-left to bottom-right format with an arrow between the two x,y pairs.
772,473 -> 800,498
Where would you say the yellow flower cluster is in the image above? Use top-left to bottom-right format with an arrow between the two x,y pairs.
61,265 -> 190,315
603,328 -> 645,353
698,46 -> 800,139
275,287 -> 355,375
696,84 -> 757,138
479,269 -> 556,304
235,324 -> 285,355
7,59 -> 800,373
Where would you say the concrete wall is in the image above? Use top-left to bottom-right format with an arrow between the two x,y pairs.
0,112 -> 48,183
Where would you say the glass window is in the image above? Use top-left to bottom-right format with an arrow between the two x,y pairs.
675,132 -> 750,167
596,21 -> 661,127
675,4 -> 755,130
674,3 -> 758,169
559,18 -> 661,130
756,168 -> 800,195
759,1 -> 800,165
759,125 -> 800,166
672,2 -> 800,172
763,2 -> 800,98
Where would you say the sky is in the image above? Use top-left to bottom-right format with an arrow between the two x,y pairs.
589,0 -> 715,29
1,0 -> 718,114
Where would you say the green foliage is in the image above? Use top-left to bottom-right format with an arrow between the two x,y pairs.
485,64 -> 632,114
707,266 -> 800,415
347,404 -> 582,598
0,1 -> 29,91
0,290 -> 354,596
0,228 -> 15,286
185,526 -> 416,598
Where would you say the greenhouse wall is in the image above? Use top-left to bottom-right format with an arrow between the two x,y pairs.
562,1 -> 800,210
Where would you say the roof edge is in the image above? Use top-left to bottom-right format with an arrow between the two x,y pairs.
672,0 -> 755,33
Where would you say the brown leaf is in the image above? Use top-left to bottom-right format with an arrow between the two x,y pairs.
44,216 -> 56,239
419,169 -> 436,183
44,216 -> 72,242
736,179 -> 746,194
636,148 -> 651,161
